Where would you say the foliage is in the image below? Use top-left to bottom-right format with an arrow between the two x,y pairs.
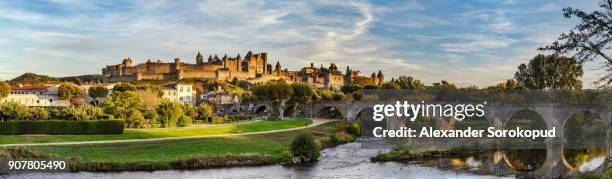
318,89 -> 333,101
58,82 -> 84,101
112,82 -> 137,92
210,116 -> 225,124
156,101 -> 184,128
178,115 -> 192,127
88,86 -> 108,105
8,73 -> 60,84
101,91 -> 144,120
363,84 -> 379,89
0,102 -> 31,121
126,109 -> 145,128
0,120 -> 124,135
196,102 -> 214,121
395,76 -> 425,89
539,0 -> 612,88
382,81 -> 401,89
290,83 -> 315,104
341,83 -> 363,94
252,80 -> 293,119
515,54 -> 583,89
0,81 -> 10,99
432,80 -> 457,91
290,133 -> 320,162
30,107 -> 49,120
490,79 -> 521,90
181,103 -> 196,119
143,108 -> 159,123
61,105 -> 104,120
138,89 -> 163,111
332,93 -> 343,101
136,84 -> 163,96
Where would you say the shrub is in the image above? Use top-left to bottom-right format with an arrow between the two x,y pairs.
346,122 -> 361,136
290,133 -> 320,162
210,116 -> 224,124
156,101 -> 184,128
196,102 -> 214,121
126,109 -> 145,128
0,120 -> 124,135
0,102 -> 31,121
143,108 -> 159,123
30,107 -> 49,120
178,115 -> 192,127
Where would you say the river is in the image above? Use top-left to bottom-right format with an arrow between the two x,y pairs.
4,138 -> 511,179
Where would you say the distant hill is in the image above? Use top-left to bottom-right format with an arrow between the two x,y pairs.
9,73 -> 61,84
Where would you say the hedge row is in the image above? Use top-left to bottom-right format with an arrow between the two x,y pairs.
0,120 -> 124,135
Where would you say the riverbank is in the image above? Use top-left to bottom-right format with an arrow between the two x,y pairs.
1,120 -> 359,172
0,118 -> 312,145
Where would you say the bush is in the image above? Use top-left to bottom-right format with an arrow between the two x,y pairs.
290,133 -> 320,162
178,115 -> 192,127
0,102 -> 31,121
196,103 -> 214,121
156,101 -> 184,128
346,122 -> 361,136
126,110 -> 145,128
30,107 -> 49,120
0,120 -> 124,135
210,116 -> 225,124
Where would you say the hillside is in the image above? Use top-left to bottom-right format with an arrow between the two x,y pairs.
9,73 -> 61,84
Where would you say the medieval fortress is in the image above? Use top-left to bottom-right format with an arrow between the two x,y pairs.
102,51 -> 384,90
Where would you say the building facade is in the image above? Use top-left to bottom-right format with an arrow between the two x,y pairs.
161,83 -> 196,104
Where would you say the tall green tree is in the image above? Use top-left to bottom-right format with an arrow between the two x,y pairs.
88,86 -> 108,106
58,83 -> 84,102
396,76 -> 425,90
288,83 -> 314,117
539,0 -> 612,88
0,81 -> 10,99
514,54 -> 583,89
101,91 -> 144,119
156,101 -> 184,128
252,80 -> 294,119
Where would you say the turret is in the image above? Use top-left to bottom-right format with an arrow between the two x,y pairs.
174,58 -> 181,70
329,63 -> 337,71
236,53 -> 242,71
196,52 -> 204,64
208,55 -> 213,63
275,61 -> 281,71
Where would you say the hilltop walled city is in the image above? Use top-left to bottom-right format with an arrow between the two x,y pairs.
2,51 -> 383,109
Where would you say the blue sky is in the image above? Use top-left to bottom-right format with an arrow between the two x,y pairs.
0,0 -> 604,87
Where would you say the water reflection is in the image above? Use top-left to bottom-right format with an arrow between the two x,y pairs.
563,148 -> 606,172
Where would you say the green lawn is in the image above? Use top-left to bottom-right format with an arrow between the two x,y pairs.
27,121 -> 341,163
0,118 -> 312,144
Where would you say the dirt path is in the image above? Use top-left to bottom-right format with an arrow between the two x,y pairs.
0,118 -> 333,147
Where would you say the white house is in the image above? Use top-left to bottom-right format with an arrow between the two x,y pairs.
2,84 -> 69,106
161,82 -> 196,104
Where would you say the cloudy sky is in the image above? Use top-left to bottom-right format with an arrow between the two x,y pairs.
0,0 -> 605,88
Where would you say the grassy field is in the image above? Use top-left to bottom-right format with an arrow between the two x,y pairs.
0,118 -> 312,144
16,121 -> 347,171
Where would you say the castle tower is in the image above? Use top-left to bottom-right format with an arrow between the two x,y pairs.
377,70 -> 384,85
174,58 -> 181,70
196,52 -> 204,65
236,53 -> 242,71
208,55 -> 213,63
261,52 -> 267,73
275,61 -> 281,71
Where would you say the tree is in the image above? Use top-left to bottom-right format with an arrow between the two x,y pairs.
340,83 -> 363,94
138,89 -> 163,111
514,54 -> 583,89
196,102 -> 214,121
318,89 -> 333,101
382,82 -> 401,89
101,91 -> 144,119
0,81 -> 10,99
396,76 -> 425,90
432,80 -> 457,91
112,82 -> 136,93
88,86 -> 108,106
288,83 -> 314,117
156,101 -> 184,128
490,79 -> 521,90
58,83 -> 84,103
539,0 -> 612,88
252,80 -> 293,119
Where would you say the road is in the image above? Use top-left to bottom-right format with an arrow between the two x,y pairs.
0,118 -> 332,147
